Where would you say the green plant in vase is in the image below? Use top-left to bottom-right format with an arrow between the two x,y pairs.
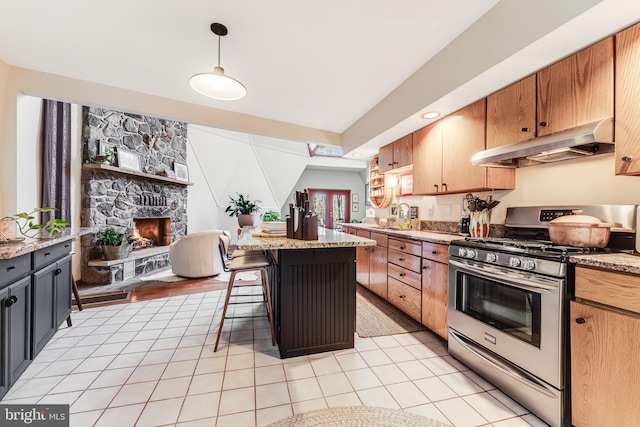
225,193 -> 261,227
95,227 -> 134,260
1,207 -> 69,239
260,210 -> 282,222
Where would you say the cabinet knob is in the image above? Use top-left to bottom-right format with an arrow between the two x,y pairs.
398,258 -> 405,261
399,273 -> 405,277
5,295 -> 18,308
621,156 -> 632,162
423,265 -> 430,270
575,317 -> 587,324
432,250 -> 437,255
399,295 -> 406,299
399,246 -> 405,250
521,127 -> 529,132
540,121 -> 548,127
55,268 -> 62,275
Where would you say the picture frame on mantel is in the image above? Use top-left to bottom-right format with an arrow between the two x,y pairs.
173,162 -> 189,182
117,148 -> 142,172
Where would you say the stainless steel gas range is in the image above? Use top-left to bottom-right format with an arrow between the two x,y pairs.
447,205 -> 637,427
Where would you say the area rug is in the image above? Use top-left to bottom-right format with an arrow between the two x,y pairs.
356,285 -> 426,338
267,406 -> 450,427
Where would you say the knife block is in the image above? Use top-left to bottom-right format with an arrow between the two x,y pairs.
286,213 -> 318,240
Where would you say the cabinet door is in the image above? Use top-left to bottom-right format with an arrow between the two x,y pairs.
0,287 -> 9,399
8,277 -> 31,385
369,244 -> 388,299
615,22 -> 640,175
537,37 -> 613,136
441,100 -> 487,193
393,134 -> 413,169
421,260 -> 448,339
570,301 -> 640,426
355,231 -> 371,287
378,143 -> 395,174
412,120 -> 443,195
55,256 -> 72,328
486,75 -> 537,148
32,263 -> 56,358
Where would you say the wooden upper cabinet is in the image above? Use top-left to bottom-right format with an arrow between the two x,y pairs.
441,100 -> 488,193
615,22 -> 640,175
537,37 -> 613,136
378,134 -> 413,173
486,75 -> 537,148
412,120 -> 443,195
413,100 -> 514,195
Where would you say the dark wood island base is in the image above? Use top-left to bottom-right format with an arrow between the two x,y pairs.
236,227 -> 375,359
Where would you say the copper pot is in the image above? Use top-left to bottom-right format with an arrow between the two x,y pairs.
548,211 -> 617,248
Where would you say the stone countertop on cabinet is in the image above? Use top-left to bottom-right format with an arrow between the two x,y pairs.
236,226 -> 376,250
570,252 -> 640,275
0,228 -> 94,260
340,223 -> 464,245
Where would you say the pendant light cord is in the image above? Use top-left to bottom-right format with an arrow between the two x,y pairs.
217,35 -> 221,67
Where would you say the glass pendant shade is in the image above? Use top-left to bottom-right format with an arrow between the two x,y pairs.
190,66 -> 246,100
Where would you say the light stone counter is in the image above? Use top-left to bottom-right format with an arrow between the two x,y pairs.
340,223 -> 465,245
570,252 -> 640,275
236,226 -> 376,250
0,228 -> 93,260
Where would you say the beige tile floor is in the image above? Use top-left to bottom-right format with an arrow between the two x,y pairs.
0,288 -> 549,427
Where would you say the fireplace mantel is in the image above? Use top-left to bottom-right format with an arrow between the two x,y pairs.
82,164 -> 193,186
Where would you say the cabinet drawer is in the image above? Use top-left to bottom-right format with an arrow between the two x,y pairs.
34,241 -> 72,270
356,230 -> 371,239
388,238 -> 421,256
0,254 -> 31,288
388,249 -> 421,273
575,267 -> 640,315
388,262 -> 421,290
388,277 -> 421,321
422,242 -> 449,263
370,232 -> 388,247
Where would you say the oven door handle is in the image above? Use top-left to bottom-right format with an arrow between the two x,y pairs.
449,329 -> 558,399
449,259 -> 558,293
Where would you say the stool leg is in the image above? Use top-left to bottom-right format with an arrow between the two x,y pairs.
214,270 -> 238,352
67,277 -> 83,327
260,267 -> 276,346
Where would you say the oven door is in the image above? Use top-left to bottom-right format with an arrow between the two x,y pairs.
447,257 -> 565,388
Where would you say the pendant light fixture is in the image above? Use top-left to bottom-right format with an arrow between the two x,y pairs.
189,23 -> 247,100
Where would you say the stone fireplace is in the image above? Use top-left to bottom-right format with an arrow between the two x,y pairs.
80,107 -> 189,286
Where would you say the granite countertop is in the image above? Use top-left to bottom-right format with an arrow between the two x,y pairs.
570,252 -> 640,275
0,228 -> 93,260
341,223 -> 464,245
236,226 -> 376,250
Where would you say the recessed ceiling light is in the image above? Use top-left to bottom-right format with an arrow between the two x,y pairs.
421,111 -> 440,119
352,153 -> 363,157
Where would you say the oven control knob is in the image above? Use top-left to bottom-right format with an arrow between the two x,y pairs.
486,253 -> 498,262
458,248 -> 467,257
466,249 -> 477,259
522,259 -> 536,270
509,257 -> 522,267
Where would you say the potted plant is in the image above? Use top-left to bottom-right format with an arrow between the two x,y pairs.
225,193 -> 261,227
260,210 -> 282,222
95,227 -> 133,260
91,145 -> 116,166
1,207 -> 69,240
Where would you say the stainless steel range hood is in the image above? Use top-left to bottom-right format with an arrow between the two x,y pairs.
471,118 -> 614,168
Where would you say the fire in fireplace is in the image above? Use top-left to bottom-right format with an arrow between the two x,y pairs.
132,217 -> 171,251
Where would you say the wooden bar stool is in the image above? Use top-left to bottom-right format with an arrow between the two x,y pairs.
214,254 -> 276,352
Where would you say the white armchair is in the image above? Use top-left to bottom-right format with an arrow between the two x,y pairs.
169,230 -> 231,278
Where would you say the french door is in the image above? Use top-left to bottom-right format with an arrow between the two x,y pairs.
308,189 -> 350,229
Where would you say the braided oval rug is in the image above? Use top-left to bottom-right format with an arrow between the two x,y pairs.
267,406 -> 451,427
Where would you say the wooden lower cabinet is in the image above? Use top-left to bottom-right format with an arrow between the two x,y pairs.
570,301 -> 640,427
421,259 -> 448,339
369,243 -> 388,299
355,230 -> 371,287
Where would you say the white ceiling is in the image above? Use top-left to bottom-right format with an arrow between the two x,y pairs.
2,0 -> 640,159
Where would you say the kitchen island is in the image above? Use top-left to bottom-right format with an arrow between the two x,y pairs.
236,227 -> 375,358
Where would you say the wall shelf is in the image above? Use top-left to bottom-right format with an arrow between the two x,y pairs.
82,164 -> 193,186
